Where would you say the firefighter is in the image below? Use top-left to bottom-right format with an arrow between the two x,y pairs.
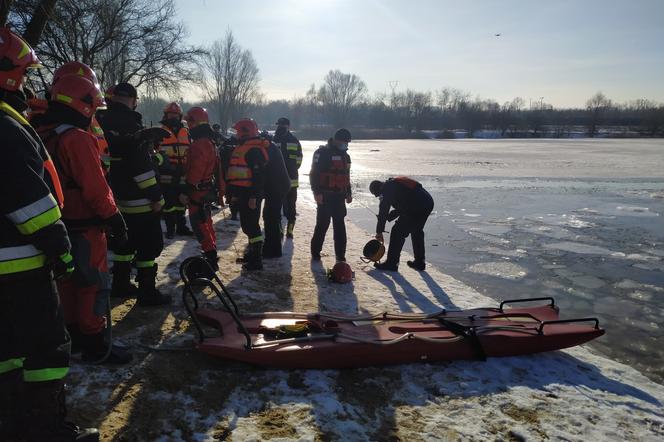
181,107 -> 223,276
96,82 -> 171,306
219,135 -> 239,220
226,118 -> 268,271
158,102 -> 193,239
38,73 -> 131,364
310,128 -> 353,262
273,117 -> 302,238
0,28 -> 99,441
369,177 -> 434,271
262,132 -> 290,258
51,62 -> 110,174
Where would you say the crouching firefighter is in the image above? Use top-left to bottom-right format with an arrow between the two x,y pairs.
227,118 -> 268,271
181,107 -> 223,278
369,176 -> 434,272
96,83 -> 171,306
38,73 -> 131,364
0,28 -> 99,441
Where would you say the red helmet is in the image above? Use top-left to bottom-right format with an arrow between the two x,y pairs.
50,75 -> 106,119
184,106 -> 209,128
164,102 -> 182,115
329,262 -> 353,284
52,61 -> 99,87
232,118 -> 259,139
0,28 -> 42,92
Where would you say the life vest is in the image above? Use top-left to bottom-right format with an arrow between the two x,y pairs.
393,176 -> 421,190
0,100 -> 64,208
226,138 -> 269,187
318,151 -> 350,193
160,125 -> 190,166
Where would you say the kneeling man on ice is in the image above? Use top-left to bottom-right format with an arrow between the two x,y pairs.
370,177 -> 434,272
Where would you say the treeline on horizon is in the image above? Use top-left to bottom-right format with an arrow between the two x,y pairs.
139,89 -> 664,140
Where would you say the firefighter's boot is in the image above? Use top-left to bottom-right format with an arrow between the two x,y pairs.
23,379 -> 99,442
136,264 -> 171,306
110,261 -> 138,299
242,242 -> 263,271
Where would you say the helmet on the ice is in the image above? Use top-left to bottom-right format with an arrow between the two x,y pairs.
328,261 -> 353,284
50,74 -> 106,119
362,239 -> 385,263
0,28 -> 42,92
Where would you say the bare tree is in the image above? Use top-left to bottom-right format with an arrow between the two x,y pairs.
586,91 -> 612,137
9,0 -> 203,92
317,69 -> 367,127
203,30 -> 261,130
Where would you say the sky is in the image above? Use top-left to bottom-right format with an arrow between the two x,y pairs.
176,0 -> 664,108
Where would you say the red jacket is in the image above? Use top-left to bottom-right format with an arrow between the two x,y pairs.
40,124 -> 118,226
186,136 -> 224,202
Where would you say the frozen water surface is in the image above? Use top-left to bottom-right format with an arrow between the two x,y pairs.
299,138 -> 664,383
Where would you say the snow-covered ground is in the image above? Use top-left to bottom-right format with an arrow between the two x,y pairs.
67,190 -> 664,441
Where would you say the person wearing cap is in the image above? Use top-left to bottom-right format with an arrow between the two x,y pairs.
96,82 -> 171,306
309,128 -> 353,262
369,177 -> 434,272
0,28 -> 99,441
261,129 -> 291,259
273,117 -> 303,238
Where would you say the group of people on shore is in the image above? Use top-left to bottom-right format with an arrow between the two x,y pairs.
0,28 -> 434,441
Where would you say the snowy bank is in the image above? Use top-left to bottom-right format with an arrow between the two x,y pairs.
66,197 -> 664,441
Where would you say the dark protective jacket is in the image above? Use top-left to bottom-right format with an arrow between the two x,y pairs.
264,142 -> 291,202
225,137 -> 268,199
273,128 -> 302,188
0,99 -> 71,278
97,102 -> 164,214
376,176 -> 434,234
310,140 -> 352,197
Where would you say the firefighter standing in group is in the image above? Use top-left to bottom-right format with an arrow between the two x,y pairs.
36,69 -> 131,364
262,130 -> 291,258
226,118 -> 268,271
180,107 -> 223,276
96,82 -> 171,306
310,129 -> 353,262
0,28 -> 99,441
273,117 -> 303,238
158,102 -> 193,239
219,134 -> 239,220
369,177 -> 434,272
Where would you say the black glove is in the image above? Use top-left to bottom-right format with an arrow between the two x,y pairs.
387,209 -> 400,222
49,252 -> 75,280
104,212 -> 128,250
